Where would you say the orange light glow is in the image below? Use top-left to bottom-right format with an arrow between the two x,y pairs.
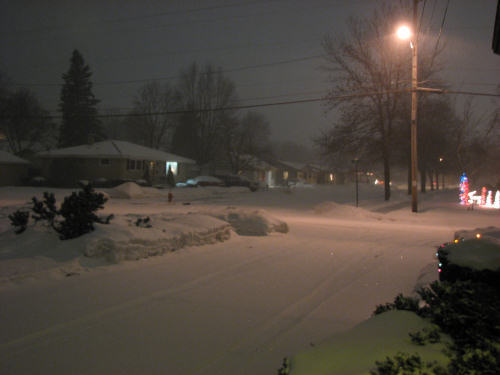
476,233 -> 482,239
396,25 -> 412,40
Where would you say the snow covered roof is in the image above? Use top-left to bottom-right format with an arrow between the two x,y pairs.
36,140 -> 196,163
280,160 -> 306,170
0,150 -> 30,164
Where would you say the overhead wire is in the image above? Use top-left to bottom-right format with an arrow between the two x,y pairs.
4,88 -> 498,121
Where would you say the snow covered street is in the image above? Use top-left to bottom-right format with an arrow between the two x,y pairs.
0,184 -> 497,374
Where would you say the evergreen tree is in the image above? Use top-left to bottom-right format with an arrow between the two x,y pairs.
58,50 -> 103,147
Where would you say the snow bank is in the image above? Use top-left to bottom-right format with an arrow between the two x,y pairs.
107,182 -> 252,200
82,214 -> 231,262
0,203 -> 289,286
208,207 -> 289,235
314,201 -> 384,220
290,310 -> 450,375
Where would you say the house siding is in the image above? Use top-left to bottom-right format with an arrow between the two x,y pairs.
0,163 -> 29,186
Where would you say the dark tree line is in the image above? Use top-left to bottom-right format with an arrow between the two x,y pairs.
1,53 -> 273,174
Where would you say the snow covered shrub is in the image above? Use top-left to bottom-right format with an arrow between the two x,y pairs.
417,280 -> 500,349
277,357 -> 290,375
437,240 -> 500,289
31,192 -> 58,227
446,342 -> 499,375
135,216 -> 152,228
56,183 -> 113,240
8,210 -> 29,234
373,293 -> 420,315
9,184 -> 113,240
409,326 -> 441,346
370,352 -> 443,375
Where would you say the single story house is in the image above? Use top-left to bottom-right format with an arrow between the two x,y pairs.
0,150 -> 30,186
36,140 -> 197,187
265,160 -> 336,186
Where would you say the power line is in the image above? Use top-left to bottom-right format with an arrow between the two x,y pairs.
430,0 -> 450,67
5,0 -> 282,36
11,54 -> 325,87
5,88 -> 498,121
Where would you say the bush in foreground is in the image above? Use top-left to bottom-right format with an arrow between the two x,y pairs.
9,183 -> 113,240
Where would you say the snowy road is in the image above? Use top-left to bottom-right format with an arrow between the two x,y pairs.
0,186 -> 496,374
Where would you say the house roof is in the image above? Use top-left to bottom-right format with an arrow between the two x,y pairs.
0,150 -> 30,164
36,140 -> 196,163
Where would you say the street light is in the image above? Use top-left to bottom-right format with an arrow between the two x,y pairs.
396,1 -> 419,212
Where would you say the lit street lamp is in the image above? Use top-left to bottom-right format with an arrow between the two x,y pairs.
397,0 -> 419,212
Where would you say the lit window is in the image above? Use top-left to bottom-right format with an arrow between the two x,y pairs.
166,161 -> 178,175
283,171 -> 289,180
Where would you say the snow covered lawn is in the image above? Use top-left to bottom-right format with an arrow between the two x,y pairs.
0,183 -> 498,374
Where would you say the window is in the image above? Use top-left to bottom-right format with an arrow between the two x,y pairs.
100,158 -> 110,166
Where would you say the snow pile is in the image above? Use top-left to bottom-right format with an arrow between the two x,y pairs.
290,310 -> 450,375
82,214 -> 231,262
106,182 -> 252,201
214,208 -> 289,235
0,204 -> 289,285
109,182 -> 147,199
313,201 -> 383,220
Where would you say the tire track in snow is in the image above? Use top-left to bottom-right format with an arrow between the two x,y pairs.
192,217 -> 443,374
192,224 -> 388,374
0,237 -> 294,361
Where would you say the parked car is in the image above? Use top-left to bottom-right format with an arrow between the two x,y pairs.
185,175 -> 224,187
215,174 -> 259,192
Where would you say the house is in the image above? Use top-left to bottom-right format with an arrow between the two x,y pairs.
278,161 -> 336,185
0,150 -> 30,186
35,140 -> 197,187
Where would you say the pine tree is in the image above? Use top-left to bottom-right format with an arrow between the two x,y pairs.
58,50 -> 103,147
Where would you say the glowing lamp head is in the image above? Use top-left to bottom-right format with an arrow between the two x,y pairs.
454,239 -> 459,243
476,233 -> 482,239
396,25 -> 412,40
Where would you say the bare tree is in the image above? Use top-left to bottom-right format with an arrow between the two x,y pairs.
318,1 -> 443,200
128,81 -> 176,149
453,97 -> 500,186
223,111 -> 272,173
172,62 -> 238,169
1,88 -> 55,156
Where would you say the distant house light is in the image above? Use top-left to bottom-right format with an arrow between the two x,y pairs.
166,161 -> 178,175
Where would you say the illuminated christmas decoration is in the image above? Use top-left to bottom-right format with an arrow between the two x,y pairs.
458,173 -> 499,209
459,173 -> 469,205
481,187 -> 487,205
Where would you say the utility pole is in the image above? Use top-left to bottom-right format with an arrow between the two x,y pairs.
410,0 -> 419,212
352,158 -> 359,207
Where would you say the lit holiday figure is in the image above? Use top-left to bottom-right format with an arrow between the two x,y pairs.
459,173 -> 469,205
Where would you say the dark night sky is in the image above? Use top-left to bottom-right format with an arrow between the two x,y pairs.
1,0 -> 499,147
